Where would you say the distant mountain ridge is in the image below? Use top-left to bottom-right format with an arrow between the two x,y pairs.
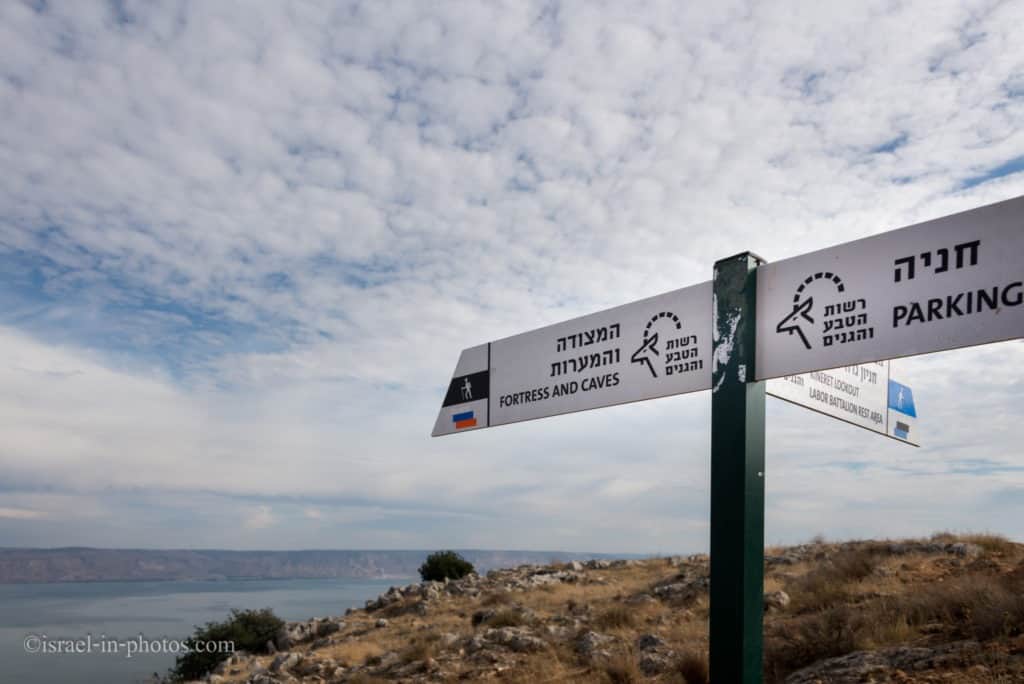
0,548 -> 634,584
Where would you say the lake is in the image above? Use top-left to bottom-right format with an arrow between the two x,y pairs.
0,577 -> 405,683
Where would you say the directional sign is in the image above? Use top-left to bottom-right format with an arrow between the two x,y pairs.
432,282 -> 713,436
757,195 -> 1024,380
766,361 -> 920,445
767,361 -> 889,436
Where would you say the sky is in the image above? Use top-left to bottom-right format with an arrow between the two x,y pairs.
1,0 -> 1023,554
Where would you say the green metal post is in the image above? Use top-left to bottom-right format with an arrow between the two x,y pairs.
710,252 -> 766,683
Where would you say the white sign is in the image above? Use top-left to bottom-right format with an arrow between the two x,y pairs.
757,195 -> 1024,380
767,361 -> 888,435
432,282 -> 713,436
766,362 -> 920,445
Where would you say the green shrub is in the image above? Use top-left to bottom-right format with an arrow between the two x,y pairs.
418,550 -> 475,582
168,608 -> 283,682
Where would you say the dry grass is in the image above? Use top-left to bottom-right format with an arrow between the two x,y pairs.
886,574 -> 1024,641
602,649 -> 642,683
345,674 -> 390,684
672,651 -> 709,684
496,641 -> 590,683
663,617 -> 708,646
327,638 -> 386,667
852,608 -> 915,649
931,531 -> 1018,555
480,590 -> 511,606
398,631 -> 438,664
376,598 -> 422,619
764,607 -> 858,681
593,605 -> 635,631
483,608 -> 529,628
785,546 -> 882,613
518,563 -> 668,614
961,533 -> 1018,555
765,556 -> 1024,681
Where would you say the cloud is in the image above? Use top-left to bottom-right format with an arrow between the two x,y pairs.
0,0 -> 1023,552
0,507 -> 46,520
244,506 -> 276,530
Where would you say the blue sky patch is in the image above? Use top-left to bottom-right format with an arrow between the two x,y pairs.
960,155 -> 1024,190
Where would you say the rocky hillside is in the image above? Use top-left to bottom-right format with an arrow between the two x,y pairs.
195,534 -> 1024,683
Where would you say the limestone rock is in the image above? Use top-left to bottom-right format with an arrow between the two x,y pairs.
545,624 -> 573,641
275,618 -> 342,650
420,581 -> 444,600
785,641 -> 982,683
249,675 -> 280,684
482,627 -> 546,653
651,575 -> 708,604
638,651 -> 672,675
292,657 -> 322,677
947,542 -> 982,558
764,590 -> 791,612
576,630 -> 615,662
268,652 -> 300,673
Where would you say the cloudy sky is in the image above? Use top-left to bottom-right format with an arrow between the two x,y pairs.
1,0 -> 1023,554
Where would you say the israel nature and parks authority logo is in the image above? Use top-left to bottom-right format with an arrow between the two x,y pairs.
630,311 -> 702,378
775,272 -> 874,350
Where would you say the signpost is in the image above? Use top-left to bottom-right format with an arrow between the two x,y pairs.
432,195 -> 1023,682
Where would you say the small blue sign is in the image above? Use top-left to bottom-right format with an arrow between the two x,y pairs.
888,380 -> 917,417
